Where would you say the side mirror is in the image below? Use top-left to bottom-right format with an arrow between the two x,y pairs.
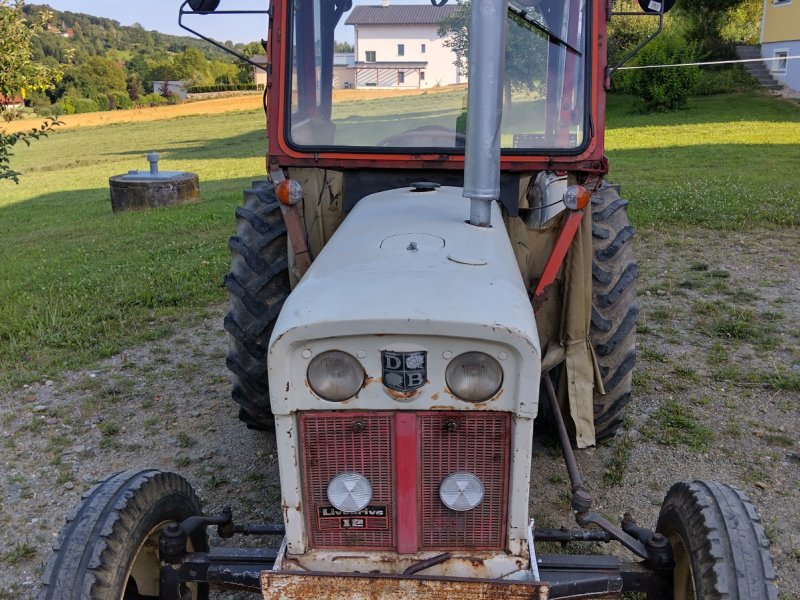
637,0 -> 676,13
188,0 -> 221,12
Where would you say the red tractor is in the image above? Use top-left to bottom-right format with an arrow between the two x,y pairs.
41,0 -> 778,598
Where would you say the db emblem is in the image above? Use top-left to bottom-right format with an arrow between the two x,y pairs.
382,351 -> 427,392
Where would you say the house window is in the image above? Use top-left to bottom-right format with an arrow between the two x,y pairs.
365,51 -> 376,62
397,44 -> 405,57
420,71 -> 425,81
421,44 -> 426,54
772,50 -> 789,74
398,71 -> 405,84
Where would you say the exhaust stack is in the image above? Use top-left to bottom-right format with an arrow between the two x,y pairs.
463,0 -> 507,228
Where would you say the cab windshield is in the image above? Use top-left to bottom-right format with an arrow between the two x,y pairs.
287,0 -> 587,152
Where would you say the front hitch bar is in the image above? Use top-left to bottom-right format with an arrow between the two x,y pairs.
541,372 -> 672,568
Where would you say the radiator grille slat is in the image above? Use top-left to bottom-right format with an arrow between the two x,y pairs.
419,412 -> 510,549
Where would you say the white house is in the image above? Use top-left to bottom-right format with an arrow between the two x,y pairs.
760,0 -> 800,91
344,3 -> 465,89
251,55 -> 269,90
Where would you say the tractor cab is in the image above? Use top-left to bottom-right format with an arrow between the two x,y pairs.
268,0 -> 603,181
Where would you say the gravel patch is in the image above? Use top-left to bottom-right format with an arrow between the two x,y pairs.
1,227 -> 797,599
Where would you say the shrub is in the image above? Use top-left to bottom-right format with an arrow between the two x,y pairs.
113,93 -> 133,110
135,93 -> 168,107
628,33 -> 699,112
186,83 -> 260,94
693,66 -> 758,96
72,98 -> 101,114
94,94 -> 112,111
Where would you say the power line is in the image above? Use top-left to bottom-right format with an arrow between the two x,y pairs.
618,55 -> 800,70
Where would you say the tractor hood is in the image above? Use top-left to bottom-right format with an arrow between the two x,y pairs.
268,185 -> 541,416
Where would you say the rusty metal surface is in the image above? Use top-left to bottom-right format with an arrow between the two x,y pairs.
261,571 -> 549,599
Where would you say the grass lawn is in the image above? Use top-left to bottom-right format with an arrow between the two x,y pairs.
1,109 -> 267,387
605,93 -> 800,229
0,92 -> 798,387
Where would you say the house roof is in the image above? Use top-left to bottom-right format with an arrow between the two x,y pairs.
345,4 -> 459,26
0,94 -> 24,106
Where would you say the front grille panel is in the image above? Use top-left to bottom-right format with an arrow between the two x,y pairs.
419,412 -> 510,549
300,412 -> 395,549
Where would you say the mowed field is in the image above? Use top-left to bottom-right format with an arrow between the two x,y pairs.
0,86 -> 465,134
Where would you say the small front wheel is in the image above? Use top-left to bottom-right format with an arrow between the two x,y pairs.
656,480 -> 778,600
41,469 -> 208,600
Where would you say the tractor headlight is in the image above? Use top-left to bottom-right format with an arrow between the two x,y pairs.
445,352 -> 503,402
327,473 -> 373,513
439,472 -> 485,511
307,351 -> 365,401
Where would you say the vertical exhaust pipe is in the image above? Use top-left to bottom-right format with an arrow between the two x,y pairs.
464,0 -> 508,228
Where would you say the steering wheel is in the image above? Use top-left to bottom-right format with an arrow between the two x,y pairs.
377,125 -> 466,148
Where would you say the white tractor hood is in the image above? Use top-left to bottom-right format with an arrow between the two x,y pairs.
268,185 -> 541,415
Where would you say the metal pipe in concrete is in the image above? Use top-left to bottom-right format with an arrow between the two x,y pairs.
147,152 -> 160,175
464,0 -> 507,228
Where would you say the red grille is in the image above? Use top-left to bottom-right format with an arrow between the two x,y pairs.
419,412 -> 510,550
300,412 -> 395,549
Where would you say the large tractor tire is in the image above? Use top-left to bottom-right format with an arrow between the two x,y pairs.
590,182 -> 639,438
41,470 -> 208,600
224,182 -> 291,429
657,480 -> 778,600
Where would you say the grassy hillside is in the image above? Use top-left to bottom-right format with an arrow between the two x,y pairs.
0,92 -> 798,387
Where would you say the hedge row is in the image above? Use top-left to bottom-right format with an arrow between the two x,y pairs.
186,83 -> 261,93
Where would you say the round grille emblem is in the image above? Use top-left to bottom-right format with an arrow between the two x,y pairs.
439,472 -> 485,512
327,473 -> 373,513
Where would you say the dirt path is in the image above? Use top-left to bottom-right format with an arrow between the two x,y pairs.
1,226 -> 797,599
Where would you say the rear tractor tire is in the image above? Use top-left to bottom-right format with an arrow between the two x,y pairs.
41,469 -> 208,600
590,182 -> 639,438
224,182 -> 291,429
657,480 -> 778,600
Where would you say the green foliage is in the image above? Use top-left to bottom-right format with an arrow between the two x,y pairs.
692,66 -> 757,96
0,0 -> 66,99
437,0 -> 547,103
58,97 -> 100,115
1,0 -> 67,182
608,0 -> 677,68
627,33 -> 699,112
135,93 -> 169,107
59,55 -> 127,99
675,0 -> 751,58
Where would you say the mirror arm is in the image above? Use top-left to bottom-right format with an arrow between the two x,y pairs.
605,8 -> 663,85
178,0 -> 272,71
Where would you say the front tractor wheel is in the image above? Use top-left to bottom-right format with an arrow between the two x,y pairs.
41,469 -> 208,600
590,182 -> 639,438
657,480 -> 778,600
224,182 -> 291,429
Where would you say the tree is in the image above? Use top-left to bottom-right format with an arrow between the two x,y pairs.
675,0 -> 750,58
437,0 -> 547,110
61,55 -> 127,98
1,0 -> 65,183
